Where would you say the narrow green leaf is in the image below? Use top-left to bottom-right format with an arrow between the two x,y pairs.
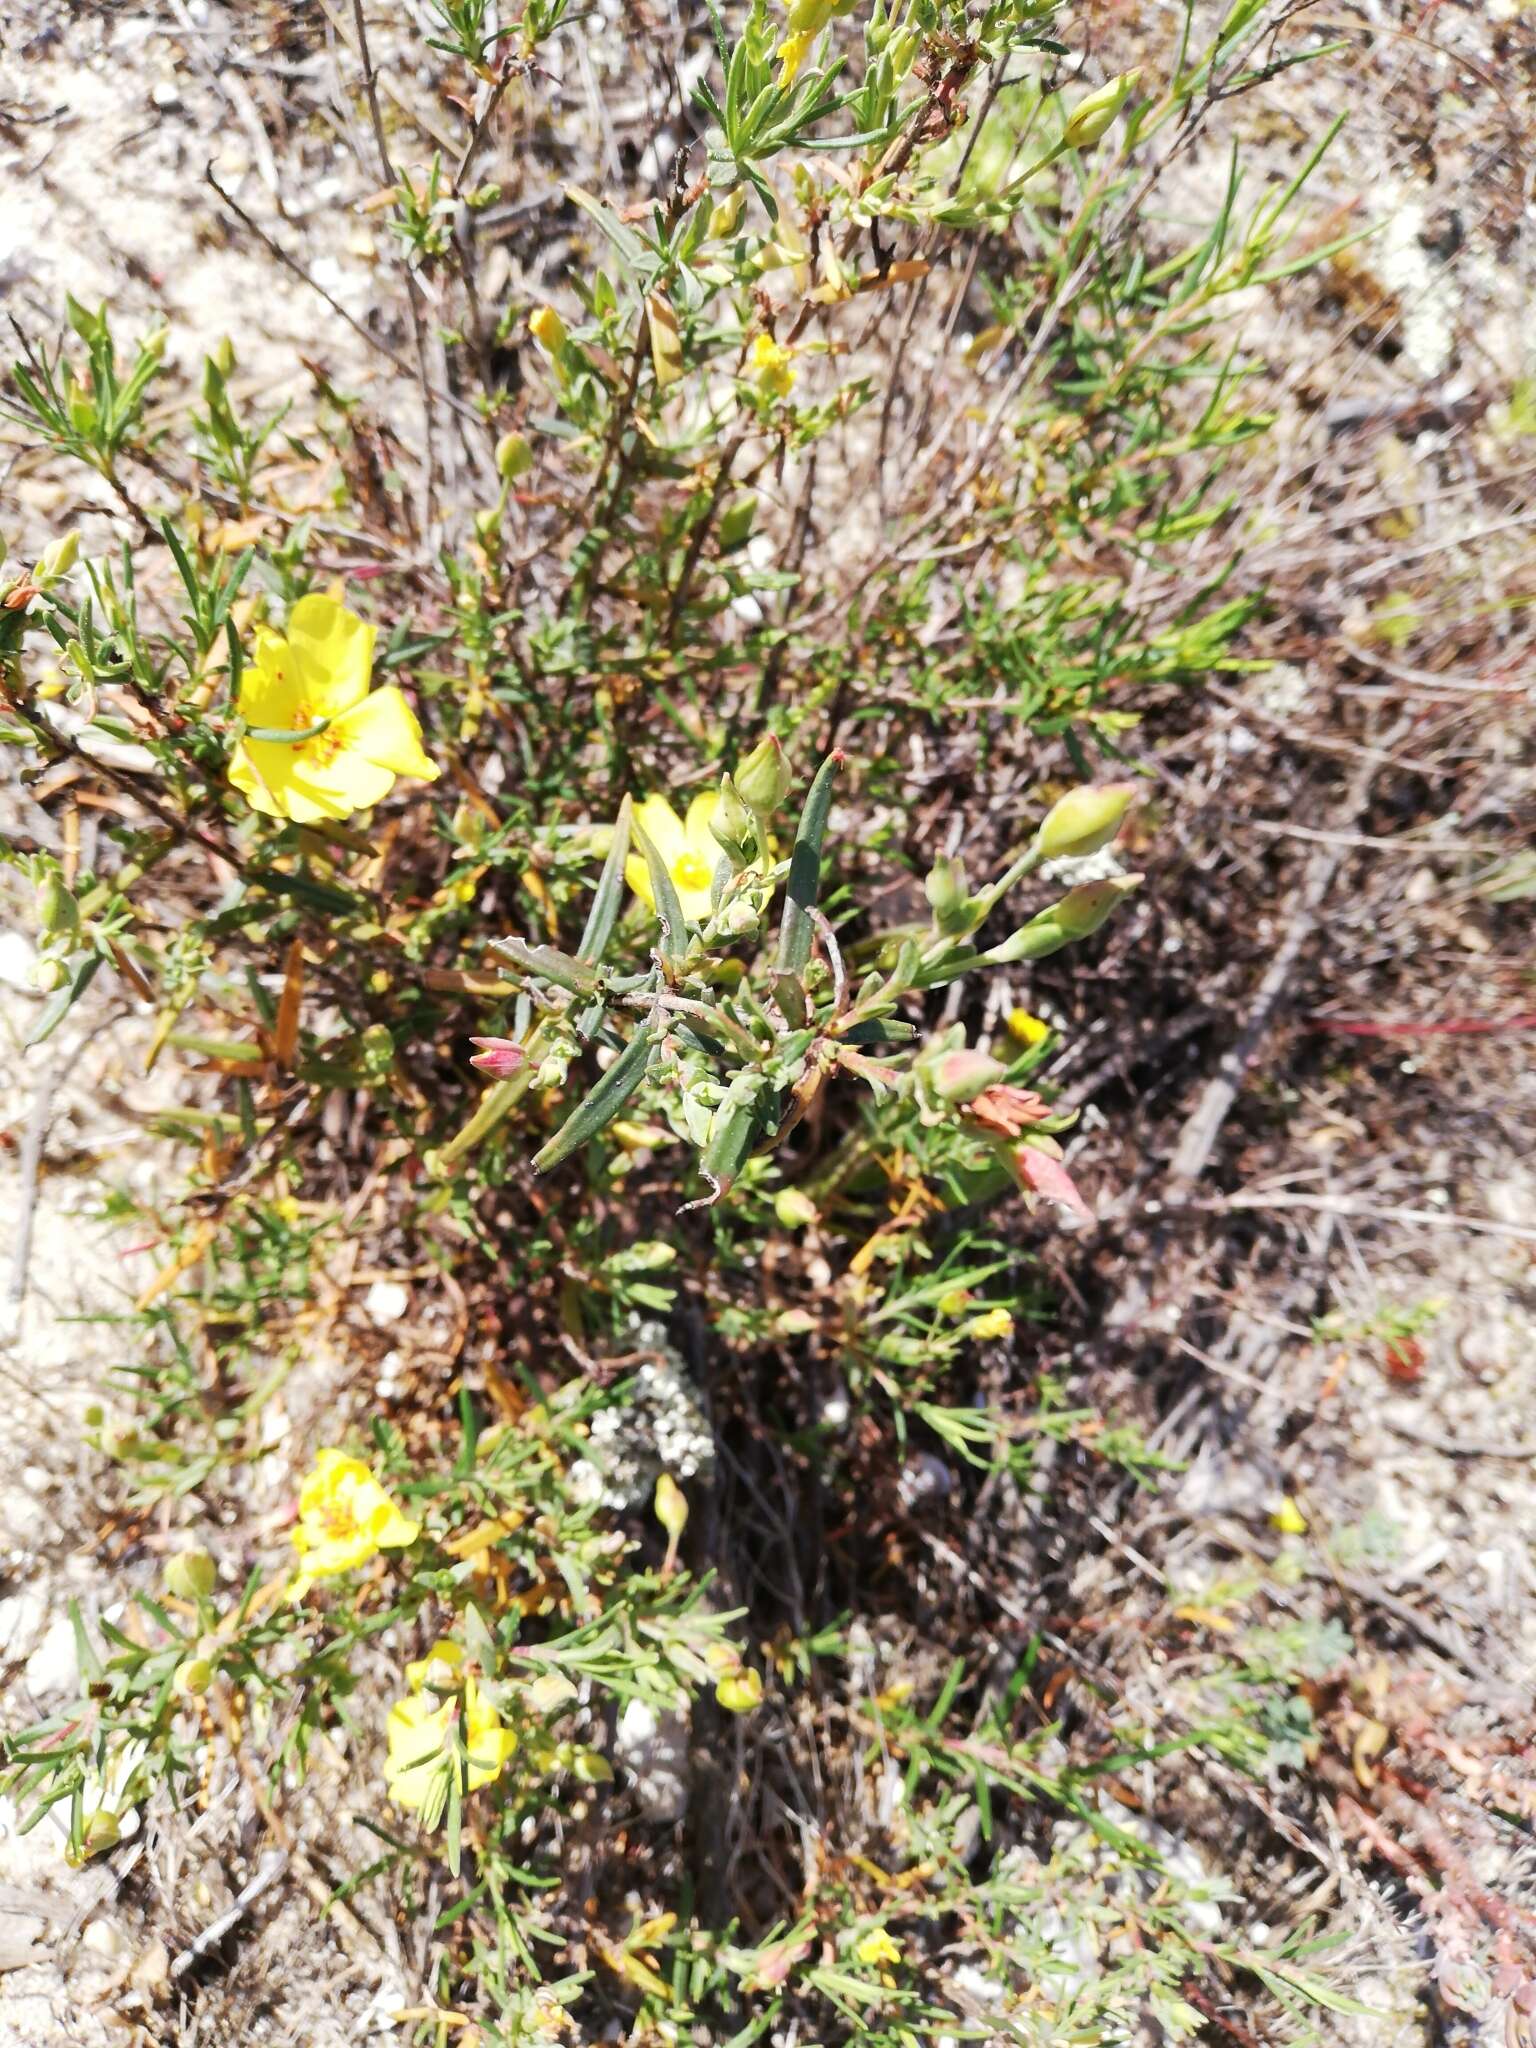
578,794 -> 633,961
774,750 -> 844,979
534,1023 -> 657,1174
630,817 -> 689,963
491,937 -> 600,994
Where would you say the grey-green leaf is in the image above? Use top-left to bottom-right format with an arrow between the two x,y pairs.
534,1023 -> 657,1175
579,794 -> 634,962
630,817 -> 689,963
775,750 -> 845,980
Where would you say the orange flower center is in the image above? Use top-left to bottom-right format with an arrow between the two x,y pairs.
318,1500 -> 360,1541
291,700 -> 345,765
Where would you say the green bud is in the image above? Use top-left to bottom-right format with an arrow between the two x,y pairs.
213,336 -> 236,378
1034,782 -> 1136,861
709,187 -> 747,239
143,326 -> 169,363
495,430 -> 533,482
654,1471 -> 690,1544
36,873 -> 79,937
718,493 -> 757,552
773,1186 -> 818,1230
69,1811 -> 122,1864
174,1656 -> 215,1697
1062,70 -> 1140,152
888,25 -> 920,76
34,956 -> 68,992
566,1746 -> 614,1784
734,734 -> 792,816
715,1667 -> 764,1713
924,855 -> 973,936
164,1549 -> 217,1601
710,773 -> 757,866
34,532 -> 80,590
473,506 -> 501,542
529,306 -> 567,356
1053,873 -> 1142,937
67,379 -> 95,435
926,1047 -> 1007,1103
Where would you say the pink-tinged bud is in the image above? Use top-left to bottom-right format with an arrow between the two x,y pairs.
930,1048 -> 1007,1104
469,1036 -> 526,1078
1034,782 -> 1137,861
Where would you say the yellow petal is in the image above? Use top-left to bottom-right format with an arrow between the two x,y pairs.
406,1641 -> 465,1693
238,632 -> 307,726
279,748 -> 395,819
624,854 -> 656,909
633,794 -> 687,869
683,789 -> 721,862
329,686 -> 437,779
284,594 -> 375,713
229,739 -> 348,822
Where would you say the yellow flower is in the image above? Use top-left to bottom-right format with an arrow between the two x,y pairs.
405,1638 -> 467,1693
1270,1495 -> 1308,1536
385,1673 -> 517,1819
775,26 -> 815,85
855,1928 -> 903,1969
1007,1007 -> 1051,1047
529,305 -> 567,355
965,1307 -> 1015,1342
625,791 -> 723,920
749,333 -> 796,398
290,1447 -> 420,1599
227,594 -> 437,823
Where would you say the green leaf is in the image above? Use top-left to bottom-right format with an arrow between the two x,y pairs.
774,751 -> 844,981
630,817 -> 690,963
534,1023 -> 657,1174
578,794 -> 633,960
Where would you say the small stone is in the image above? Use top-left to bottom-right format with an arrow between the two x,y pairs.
24,1614 -> 79,1701
363,1280 -> 410,1327
614,1698 -> 689,1823
81,1917 -> 126,1959
0,930 -> 39,993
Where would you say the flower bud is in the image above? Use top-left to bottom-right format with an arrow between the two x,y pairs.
924,855 -> 973,936
709,773 -> 757,865
566,1747 -> 614,1784
715,1666 -> 764,1713
1053,873 -> 1141,937
734,734 -> 792,815
709,187 -> 747,239
174,1656 -> 215,1697
1270,1495 -> 1307,1536
888,24 -> 920,76
34,532 -> 80,590
473,506 -> 501,542
164,1549 -> 217,1601
69,1811 -> 122,1864
34,956 -> 68,992
773,1186 -> 818,1230
1034,782 -> 1136,860
1062,70 -> 1140,152
212,336 -> 236,378
469,1036 -> 527,1079
964,1306 -> 1014,1342
35,873 -> 79,937
495,430 -> 533,482
718,493 -> 756,552
654,1472 -> 689,1545
529,306 -> 567,356
927,1047 -> 1007,1104
67,378 -> 95,435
